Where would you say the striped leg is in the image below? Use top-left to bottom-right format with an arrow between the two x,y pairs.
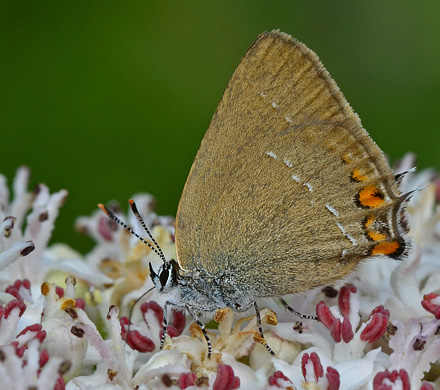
253,301 -> 275,356
185,304 -> 213,358
279,297 -> 318,320
163,300 -> 213,358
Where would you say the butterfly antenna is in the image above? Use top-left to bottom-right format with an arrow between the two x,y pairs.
128,199 -> 167,264
98,203 -> 164,261
125,285 -> 155,344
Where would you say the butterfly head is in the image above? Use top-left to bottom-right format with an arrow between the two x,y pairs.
149,260 -> 179,293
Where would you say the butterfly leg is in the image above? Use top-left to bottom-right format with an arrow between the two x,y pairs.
163,300 -> 214,358
184,303 -> 213,358
234,301 -> 275,355
161,301 -> 171,349
279,297 -> 318,321
161,300 -> 187,350
252,301 -> 275,356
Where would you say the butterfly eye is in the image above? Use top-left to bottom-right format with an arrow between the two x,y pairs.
159,266 -> 170,287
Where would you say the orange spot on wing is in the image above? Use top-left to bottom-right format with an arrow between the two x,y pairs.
358,185 -> 385,208
371,241 -> 400,256
365,215 -> 375,228
352,168 -> 368,182
342,154 -> 352,164
368,231 -> 386,241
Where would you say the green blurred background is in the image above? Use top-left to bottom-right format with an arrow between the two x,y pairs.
1,1 -> 439,254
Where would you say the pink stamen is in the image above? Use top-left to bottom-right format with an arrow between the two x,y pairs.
317,287 -> 367,343
302,352 -> 324,381
18,323 -> 47,343
165,324 -> 179,338
39,349 -> 49,368
420,382 -> 434,390
178,372 -> 197,389
422,293 -> 440,319
75,298 -> 85,309
22,279 -> 31,290
373,369 -> 410,390
125,329 -> 155,353
36,329 -> 47,342
342,317 -> 354,343
141,301 -> 185,338
338,285 -> 356,317
17,323 -> 42,337
98,216 -> 115,241
326,367 -> 340,390
5,279 -> 31,301
4,299 -> 26,319
171,309 -> 186,335
140,301 -> 163,325
119,317 -> 129,339
54,375 -> 66,390
360,306 -> 390,343
268,371 -> 292,387
10,341 -> 26,358
330,318 -> 342,343
213,364 -> 240,390
316,300 -> 336,329
369,305 -> 390,319
55,286 -> 64,298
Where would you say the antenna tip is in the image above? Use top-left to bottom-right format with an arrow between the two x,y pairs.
129,199 -> 139,213
98,203 -> 109,215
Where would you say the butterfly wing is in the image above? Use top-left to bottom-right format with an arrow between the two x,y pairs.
175,31 -> 408,298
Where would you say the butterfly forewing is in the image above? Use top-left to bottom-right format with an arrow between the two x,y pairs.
175,31 -> 407,298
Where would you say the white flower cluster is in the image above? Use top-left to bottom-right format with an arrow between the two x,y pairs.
0,157 -> 439,390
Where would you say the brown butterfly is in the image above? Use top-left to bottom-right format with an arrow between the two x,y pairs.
100,30 -> 411,358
